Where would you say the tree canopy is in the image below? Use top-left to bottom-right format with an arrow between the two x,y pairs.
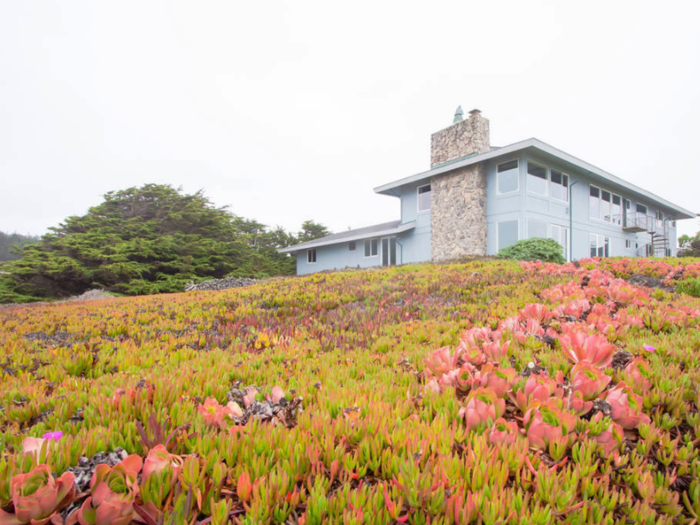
0,232 -> 39,262
678,229 -> 700,257
0,184 -> 329,302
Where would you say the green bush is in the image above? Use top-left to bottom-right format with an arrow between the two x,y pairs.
497,237 -> 566,264
676,277 -> 700,297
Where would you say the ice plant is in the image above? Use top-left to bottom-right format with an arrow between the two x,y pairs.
477,365 -> 516,398
520,303 -> 554,324
459,387 -> 505,430
0,465 -> 76,525
559,331 -> 615,368
624,358 -> 652,391
142,445 -> 183,481
77,454 -> 142,525
424,346 -> 456,376
198,397 -> 232,429
510,374 -> 562,412
605,382 -> 651,429
587,413 -> 623,454
523,399 -> 576,451
488,418 -> 520,445
571,362 -> 611,400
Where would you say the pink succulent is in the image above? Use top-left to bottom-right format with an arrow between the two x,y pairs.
197,397 -> 232,429
477,365 -> 516,398
424,346 -> 457,376
488,418 -> 520,445
142,445 -> 183,481
624,358 -> 652,391
560,331 -> 615,368
510,374 -> 562,412
523,399 -> 576,450
565,390 -> 593,417
454,364 -> 476,392
571,362 -> 612,400
21,437 -> 48,458
520,303 -> 554,324
0,465 -> 76,525
588,413 -> 623,454
459,387 -> 505,430
271,386 -> 286,404
460,346 -> 486,367
605,382 -> 651,429
243,387 -> 260,408
481,340 -> 510,363
226,401 -> 245,419
458,327 -> 494,349
425,378 -> 441,394
77,455 -> 142,525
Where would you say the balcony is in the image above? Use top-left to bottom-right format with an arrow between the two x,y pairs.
623,212 -> 649,232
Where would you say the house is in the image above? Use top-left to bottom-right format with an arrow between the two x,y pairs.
280,108 -> 696,274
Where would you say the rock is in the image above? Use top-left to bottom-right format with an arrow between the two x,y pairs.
185,277 -> 260,292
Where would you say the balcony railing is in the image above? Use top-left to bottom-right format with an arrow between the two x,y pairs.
623,212 -> 649,232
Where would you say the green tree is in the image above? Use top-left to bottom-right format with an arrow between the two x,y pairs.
0,232 -> 39,262
678,230 -> 700,257
0,184 -> 302,302
296,220 -> 331,243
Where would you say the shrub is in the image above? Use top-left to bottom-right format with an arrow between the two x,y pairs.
677,277 -> 700,297
497,237 -> 566,264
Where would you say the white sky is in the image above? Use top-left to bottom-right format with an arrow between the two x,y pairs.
2,0 -> 699,240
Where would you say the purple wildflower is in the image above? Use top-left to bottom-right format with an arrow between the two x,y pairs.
42,431 -> 63,441
643,344 -> 656,353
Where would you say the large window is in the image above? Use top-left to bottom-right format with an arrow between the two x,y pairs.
349,241 -> 356,251
307,249 -> 317,264
527,162 -> 548,195
498,220 -> 519,251
589,186 -> 600,219
418,184 -> 431,211
636,203 -> 647,215
527,219 -> 548,239
550,170 -> 569,202
364,239 -> 378,257
589,234 -> 610,257
497,160 -> 519,194
611,195 -> 622,225
550,225 -> 569,260
601,190 -> 612,222
590,185 -> 621,224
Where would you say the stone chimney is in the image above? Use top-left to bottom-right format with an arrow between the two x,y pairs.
430,108 -> 490,167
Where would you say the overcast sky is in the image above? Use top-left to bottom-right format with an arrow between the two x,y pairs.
2,0 -> 699,241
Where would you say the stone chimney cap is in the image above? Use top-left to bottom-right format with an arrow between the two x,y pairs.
469,109 -> 482,117
453,105 -> 464,123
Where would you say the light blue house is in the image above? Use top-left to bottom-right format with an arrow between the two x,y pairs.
280,108 -> 696,275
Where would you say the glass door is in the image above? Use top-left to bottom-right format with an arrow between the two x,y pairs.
381,238 -> 397,266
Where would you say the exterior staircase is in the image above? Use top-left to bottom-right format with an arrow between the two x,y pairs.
635,217 -> 671,257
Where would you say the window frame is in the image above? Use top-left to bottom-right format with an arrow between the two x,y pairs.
364,238 -> 378,258
348,241 -> 356,251
527,218 -> 548,240
307,248 -> 317,264
417,184 -> 432,212
589,233 -> 610,258
549,169 -> 570,203
496,219 -> 520,252
549,224 -> 569,261
496,159 -> 520,196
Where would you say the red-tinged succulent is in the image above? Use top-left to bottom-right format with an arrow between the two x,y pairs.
242,387 -> 259,408
271,386 -> 285,404
459,326 -> 495,349
226,401 -> 244,419
111,388 -> 136,409
481,340 -> 510,363
510,374 -> 562,412
460,346 -> 486,367
605,382 -> 651,429
0,465 -> 76,525
554,299 -> 590,319
237,472 -> 252,502
571,362 -> 611,400
477,365 -> 516,398
488,418 -> 520,445
624,358 -> 652,391
587,413 -> 623,454
459,387 -> 505,430
425,378 -> 441,394
77,454 -> 142,525
198,397 -> 231,429
21,437 -> 47,458
560,331 -> 615,368
523,399 -> 576,450
424,346 -> 457,376
565,390 -> 593,417
454,363 -> 476,392
520,303 -> 554,323
142,445 -> 183,481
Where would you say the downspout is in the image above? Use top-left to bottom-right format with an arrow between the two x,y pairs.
569,181 -> 579,262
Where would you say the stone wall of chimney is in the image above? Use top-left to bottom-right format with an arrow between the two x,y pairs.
429,110 -> 490,262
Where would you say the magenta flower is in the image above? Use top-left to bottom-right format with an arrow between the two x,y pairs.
643,344 -> 656,353
42,431 -> 63,441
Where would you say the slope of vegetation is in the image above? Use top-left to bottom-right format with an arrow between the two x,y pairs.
1,257 -> 700,524
0,232 -> 39,262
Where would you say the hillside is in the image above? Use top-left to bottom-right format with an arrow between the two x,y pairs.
1,258 -> 700,524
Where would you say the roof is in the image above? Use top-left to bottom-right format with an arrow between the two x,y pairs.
278,220 -> 416,253
374,138 -> 696,219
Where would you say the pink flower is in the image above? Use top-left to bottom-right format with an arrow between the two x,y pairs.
42,431 -> 63,441
198,397 -> 232,429
642,344 -> 656,353
459,387 -> 505,430
571,362 -> 611,400
605,382 -> 651,429
560,331 -> 615,368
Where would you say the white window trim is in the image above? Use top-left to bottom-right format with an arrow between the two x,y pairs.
417,184 -> 431,213
364,238 -> 379,258
589,233 -> 610,257
526,161 -> 549,197
496,159 -> 520,196
549,170 -> 570,203
549,224 -> 570,261
307,248 -> 317,264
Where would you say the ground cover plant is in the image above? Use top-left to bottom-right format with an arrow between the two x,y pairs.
1,257 -> 700,524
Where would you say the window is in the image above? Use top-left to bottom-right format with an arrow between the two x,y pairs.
497,160 -> 519,194
625,239 -> 632,249
550,170 -> 569,201
527,162 -> 548,195
550,225 -> 569,260
611,195 -> 622,225
364,239 -> 378,257
656,210 -> 664,221
589,186 -> 600,219
666,248 -> 672,257
528,219 -> 548,239
498,220 -> 519,251
307,249 -> 317,263
349,241 -> 356,251
636,203 -> 647,215
601,191 -> 612,222
589,234 -> 610,257
418,184 -> 431,211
